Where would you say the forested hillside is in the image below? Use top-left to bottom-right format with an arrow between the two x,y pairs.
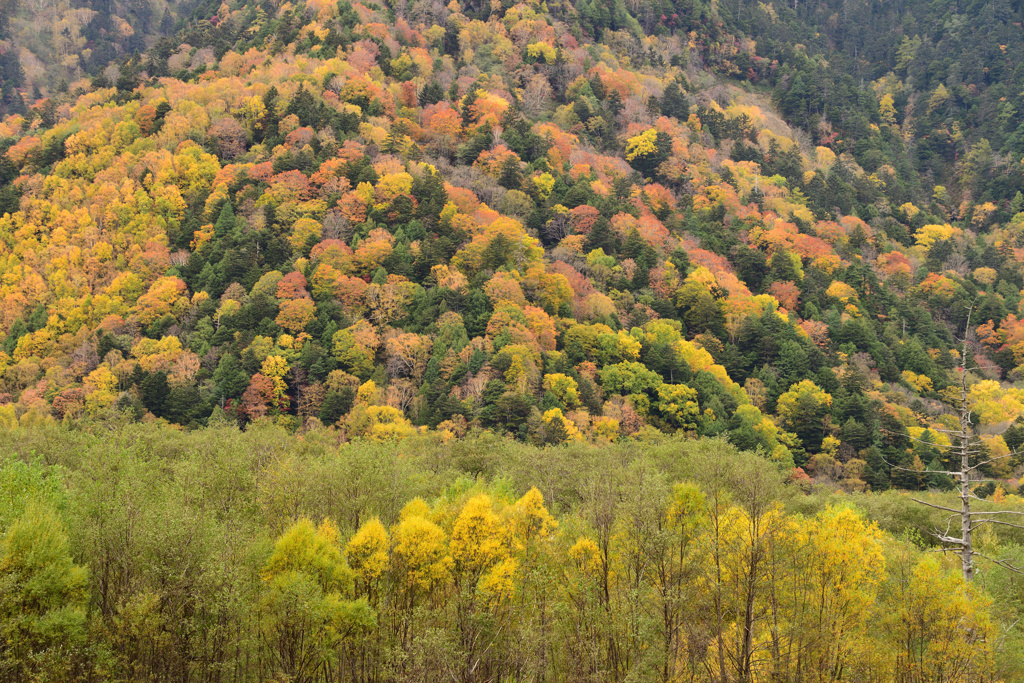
3,0 -> 1024,677
2,0 -> 1024,493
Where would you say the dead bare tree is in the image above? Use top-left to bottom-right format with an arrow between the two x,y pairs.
898,304 -> 1024,581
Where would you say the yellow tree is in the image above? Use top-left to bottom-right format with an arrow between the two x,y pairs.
134,276 -> 189,326
390,507 -> 452,650
875,552 -> 994,682
450,494 -> 514,592
346,518 -> 389,603
690,445 -> 786,683
542,373 -> 580,408
656,482 -> 707,681
770,506 -> 886,680
261,518 -> 374,682
260,355 -> 290,407
507,488 -> 558,679
83,365 -> 118,415
447,494 -> 519,679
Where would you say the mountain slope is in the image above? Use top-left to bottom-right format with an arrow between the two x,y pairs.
0,0 -> 1022,492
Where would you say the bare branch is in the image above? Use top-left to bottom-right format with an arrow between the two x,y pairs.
974,550 -> 1024,575
967,491 -> 1005,502
936,534 -> 968,546
970,519 -> 1024,532
967,452 -> 1017,472
964,510 -> 1024,517
909,497 -> 960,515
879,454 -> 962,478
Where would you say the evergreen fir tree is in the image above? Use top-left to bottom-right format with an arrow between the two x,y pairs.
661,81 -> 688,120
419,81 -> 445,106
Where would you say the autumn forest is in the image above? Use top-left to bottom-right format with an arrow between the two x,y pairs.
2,0 -> 1024,677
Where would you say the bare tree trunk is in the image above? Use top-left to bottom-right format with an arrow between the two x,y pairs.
958,366 -> 974,583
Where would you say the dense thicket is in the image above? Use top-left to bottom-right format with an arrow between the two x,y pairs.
2,422 -> 1023,681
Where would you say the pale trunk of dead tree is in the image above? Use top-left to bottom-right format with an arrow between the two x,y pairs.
955,304 -> 977,583
959,364 -> 974,582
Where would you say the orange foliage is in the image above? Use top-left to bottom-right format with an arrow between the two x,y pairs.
642,183 -> 677,215
568,205 -> 600,235
524,305 -> 557,351
277,272 -> 310,300
310,239 -> 354,270
800,320 -> 831,347
769,281 -> 800,311
444,184 -> 480,213
534,122 -> 577,170
484,271 -> 527,306
688,248 -> 752,298
474,145 -> 521,180
876,251 -> 913,282
276,298 -> 317,332
135,277 -> 188,325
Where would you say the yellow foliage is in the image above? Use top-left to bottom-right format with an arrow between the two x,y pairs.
625,128 -> 658,162
542,373 -> 580,407
777,506 -> 886,669
901,370 -> 933,394
568,537 -> 601,575
450,494 -> 509,576
84,365 -> 117,394
686,265 -> 718,291
400,498 -> 432,521
261,518 -> 351,593
731,403 -> 795,463
879,94 -> 897,126
825,280 -> 858,304
0,404 -> 16,429
374,172 -> 414,207
511,487 -> 557,541
346,518 -> 390,584
133,336 -> 184,373
906,427 -> 951,447
289,217 -> 322,251
542,407 -> 582,441
347,404 -> 417,440
914,223 -> 961,249
262,354 -> 289,378
673,337 -> 748,404
391,514 -> 451,592
526,41 -> 557,63
776,380 -> 832,431
881,553 -> 994,680
969,380 -> 1024,424
357,379 -> 380,405
815,146 -> 836,166
820,435 -> 841,457
477,557 -> 517,605
592,416 -> 620,441
533,172 -> 555,199
973,267 -> 997,286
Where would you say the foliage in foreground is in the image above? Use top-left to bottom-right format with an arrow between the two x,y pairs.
1,422 -> 1024,681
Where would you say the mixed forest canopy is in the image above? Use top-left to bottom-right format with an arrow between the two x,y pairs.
2,0 -> 1024,677
0,0 -> 1023,488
